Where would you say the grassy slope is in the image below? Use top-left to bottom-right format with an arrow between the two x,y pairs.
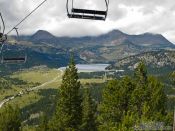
4,66 -> 105,106
12,68 -> 59,83
0,67 -> 61,105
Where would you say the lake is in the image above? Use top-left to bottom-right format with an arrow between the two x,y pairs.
60,64 -> 110,72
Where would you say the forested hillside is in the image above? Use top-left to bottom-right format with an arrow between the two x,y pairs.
0,29 -> 175,130
0,59 -> 174,130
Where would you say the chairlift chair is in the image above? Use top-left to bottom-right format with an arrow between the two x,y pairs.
1,46 -> 27,64
1,28 -> 27,64
0,1 -> 46,64
67,0 -> 109,20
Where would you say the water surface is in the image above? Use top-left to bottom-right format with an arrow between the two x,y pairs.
60,64 -> 110,72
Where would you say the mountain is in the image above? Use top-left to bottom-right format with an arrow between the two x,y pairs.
92,30 -> 174,48
11,29 -> 175,64
31,30 -> 56,41
107,50 -> 175,72
20,29 -> 175,48
128,33 -> 174,48
75,30 -> 175,61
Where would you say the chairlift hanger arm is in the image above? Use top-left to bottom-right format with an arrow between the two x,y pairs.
105,0 -> 109,17
0,13 -> 5,35
6,0 -> 47,35
14,27 -> 19,41
105,0 -> 109,9
0,13 -> 7,44
67,0 -> 70,15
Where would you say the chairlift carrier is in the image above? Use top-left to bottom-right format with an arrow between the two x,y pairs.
1,28 -> 27,64
67,0 -> 109,20
0,0 -> 46,64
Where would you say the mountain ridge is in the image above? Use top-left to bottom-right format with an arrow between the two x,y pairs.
15,29 -> 175,63
107,49 -> 175,71
20,29 -> 175,46
31,30 -> 57,41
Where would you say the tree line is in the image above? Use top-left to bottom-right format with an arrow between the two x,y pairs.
0,57 -> 174,131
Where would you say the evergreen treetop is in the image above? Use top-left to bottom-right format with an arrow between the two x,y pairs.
49,56 -> 82,130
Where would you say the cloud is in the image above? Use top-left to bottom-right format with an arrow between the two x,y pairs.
0,0 -> 175,43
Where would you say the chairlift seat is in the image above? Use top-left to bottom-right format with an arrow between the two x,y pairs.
68,14 -> 105,20
1,47 -> 27,64
67,0 -> 109,21
72,8 -> 107,15
4,57 -> 25,61
2,57 -> 26,64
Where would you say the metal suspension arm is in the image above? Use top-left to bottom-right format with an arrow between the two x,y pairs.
105,0 -> 109,18
0,13 -> 5,35
66,0 -> 70,16
105,0 -> 109,8
14,28 -> 19,41
0,13 -> 7,44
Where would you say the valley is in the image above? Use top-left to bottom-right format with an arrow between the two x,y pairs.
0,29 -> 175,130
1,0 -> 175,129
0,64 -> 109,128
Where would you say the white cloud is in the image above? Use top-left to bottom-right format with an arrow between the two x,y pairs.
0,0 -> 175,43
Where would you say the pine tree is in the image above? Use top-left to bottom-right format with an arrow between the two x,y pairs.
98,61 -> 169,130
134,61 -> 148,84
118,111 -> 138,131
132,62 -> 167,121
0,105 -> 21,131
81,89 -> 97,131
98,77 -> 135,129
170,71 -> 175,85
130,61 -> 148,116
146,76 -> 167,121
50,56 -> 82,130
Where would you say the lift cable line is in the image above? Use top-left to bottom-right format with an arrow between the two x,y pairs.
67,0 -> 109,21
6,0 -> 47,35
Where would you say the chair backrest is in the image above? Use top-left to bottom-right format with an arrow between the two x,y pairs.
2,57 -> 26,64
71,8 -> 107,15
1,46 -> 27,64
67,0 -> 109,20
